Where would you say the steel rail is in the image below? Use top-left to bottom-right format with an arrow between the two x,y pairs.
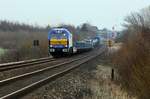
0,57 -> 52,67
0,55 -> 89,85
0,57 -> 54,72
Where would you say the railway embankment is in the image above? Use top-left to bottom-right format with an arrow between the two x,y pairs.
22,46 -> 135,99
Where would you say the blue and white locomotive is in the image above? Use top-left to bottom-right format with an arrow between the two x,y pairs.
48,28 -> 101,57
48,28 -> 77,57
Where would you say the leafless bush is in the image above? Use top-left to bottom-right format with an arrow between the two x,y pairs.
113,6 -> 150,99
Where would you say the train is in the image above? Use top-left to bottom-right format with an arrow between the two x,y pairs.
48,28 -> 101,57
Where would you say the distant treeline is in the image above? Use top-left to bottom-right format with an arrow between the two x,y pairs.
0,20 -> 48,32
57,23 -> 99,41
0,20 -> 99,49
0,20 -> 99,37
0,20 -> 99,63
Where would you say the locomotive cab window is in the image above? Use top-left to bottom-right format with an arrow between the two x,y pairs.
50,32 -> 68,39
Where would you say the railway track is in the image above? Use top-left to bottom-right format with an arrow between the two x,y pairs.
0,52 -> 91,81
0,51 -> 90,73
0,47 -> 105,99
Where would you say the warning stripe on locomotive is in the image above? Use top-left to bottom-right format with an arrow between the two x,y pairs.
50,39 -> 68,45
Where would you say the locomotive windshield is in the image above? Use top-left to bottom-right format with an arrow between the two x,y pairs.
50,31 -> 68,39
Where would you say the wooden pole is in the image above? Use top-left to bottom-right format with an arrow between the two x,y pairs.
111,68 -> 114,81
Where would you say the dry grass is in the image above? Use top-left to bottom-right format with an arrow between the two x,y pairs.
0,31 -> 49,63
83,65 -> 135,99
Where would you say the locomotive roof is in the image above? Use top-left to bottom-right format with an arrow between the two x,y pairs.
51,28 -> 69,32
48,28 -> 72,40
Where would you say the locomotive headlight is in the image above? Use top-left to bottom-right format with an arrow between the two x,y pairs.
50,49 -> 55,52
65,45 -> 68,47
62,49 -> 68,52
50,45 -> 53,47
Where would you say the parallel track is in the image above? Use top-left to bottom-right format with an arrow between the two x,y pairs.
0,57 -> 55,72
0,47 -> 105,99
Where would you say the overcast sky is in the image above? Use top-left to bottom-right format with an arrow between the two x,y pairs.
0,0 -> 150,30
